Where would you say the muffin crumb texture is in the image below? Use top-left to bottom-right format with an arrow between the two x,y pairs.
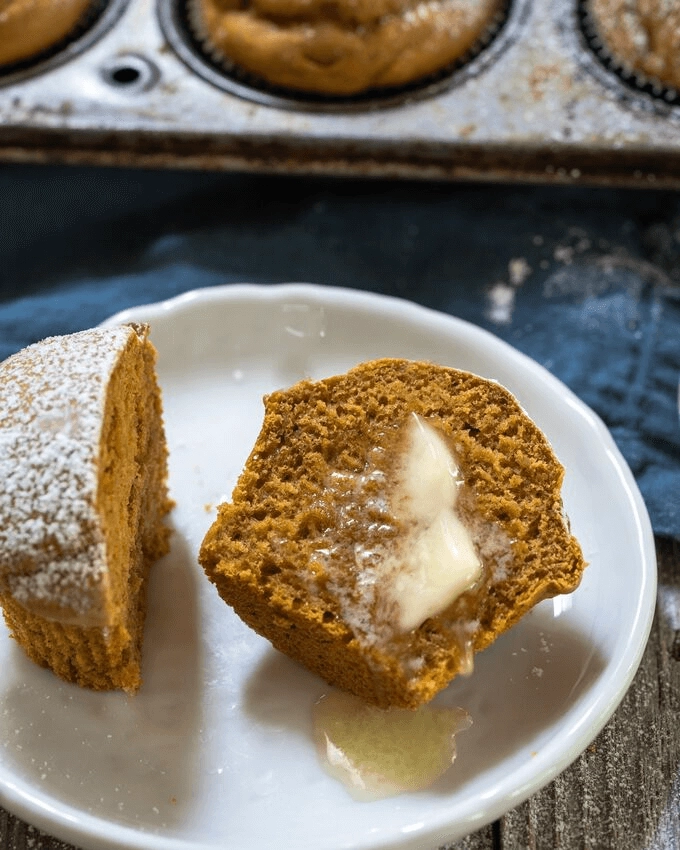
200,358 -> 586,709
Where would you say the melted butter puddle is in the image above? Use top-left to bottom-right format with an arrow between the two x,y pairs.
312,691 -> 471,801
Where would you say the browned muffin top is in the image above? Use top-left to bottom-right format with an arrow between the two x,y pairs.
0,0 -> 94,66
589,0 -> 680,90
190,0 -> 504,94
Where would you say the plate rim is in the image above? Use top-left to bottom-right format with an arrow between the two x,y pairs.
0,282 -> 657,850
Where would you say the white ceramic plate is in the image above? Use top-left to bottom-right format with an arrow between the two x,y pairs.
0,284 -> 656,850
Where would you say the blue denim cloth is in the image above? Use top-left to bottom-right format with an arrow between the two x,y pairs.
1,168 -> 679,536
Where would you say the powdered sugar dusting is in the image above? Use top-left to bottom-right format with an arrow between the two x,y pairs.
0,326 -> 134,623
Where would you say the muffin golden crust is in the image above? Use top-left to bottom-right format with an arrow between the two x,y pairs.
189,0 -> 504,95
588,0 -> 680,90
200,359 -> 586,709
0,325 -> 173,692
0,0 -> 94,67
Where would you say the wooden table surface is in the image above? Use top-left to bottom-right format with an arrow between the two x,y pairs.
1,537 -> 676,850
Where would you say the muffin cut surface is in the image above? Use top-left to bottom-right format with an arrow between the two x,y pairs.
200,358 -> 586,709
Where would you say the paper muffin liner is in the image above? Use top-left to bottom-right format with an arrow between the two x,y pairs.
180,0 -> 513,105
578,0 -> 680,107
0,0 -> 110,77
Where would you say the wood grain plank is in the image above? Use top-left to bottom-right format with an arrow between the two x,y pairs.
0,812 -> 76,850
445,824 -> 497,850
498,539 -> 680,850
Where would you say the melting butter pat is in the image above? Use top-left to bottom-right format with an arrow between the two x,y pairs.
385,414 -> 481,632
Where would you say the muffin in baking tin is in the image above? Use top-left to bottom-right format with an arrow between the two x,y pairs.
0,0 -> 106,71
583,0 -> 680,101
186,0 -> 508,97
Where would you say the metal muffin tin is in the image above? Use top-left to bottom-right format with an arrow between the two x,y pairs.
1,0 -> 680,184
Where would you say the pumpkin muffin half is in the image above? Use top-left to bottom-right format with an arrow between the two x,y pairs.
200,359 -> 586,710
0,325 -> 173,692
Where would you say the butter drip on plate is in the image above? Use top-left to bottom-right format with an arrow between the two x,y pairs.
313,689 -> 471,800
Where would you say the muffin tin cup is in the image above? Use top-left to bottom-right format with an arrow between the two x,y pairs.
160,0 -> 519,111
576,0 -> 680,111
0,0 -> 130,87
